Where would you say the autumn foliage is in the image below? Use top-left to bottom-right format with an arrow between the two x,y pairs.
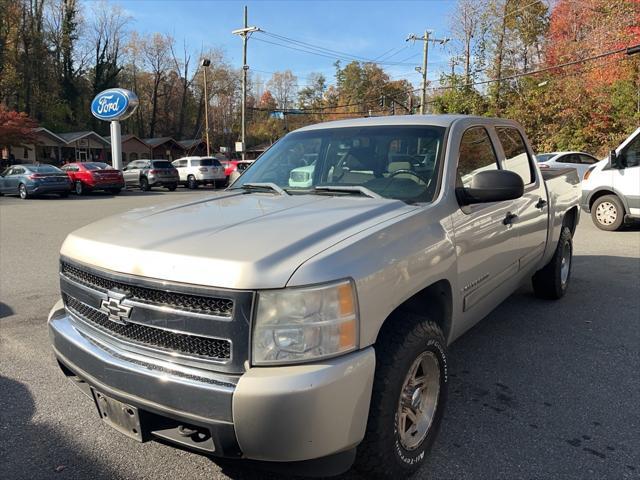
0,105 -> 38,148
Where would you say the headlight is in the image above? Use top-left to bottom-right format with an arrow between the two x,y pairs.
252,280 -> 358,365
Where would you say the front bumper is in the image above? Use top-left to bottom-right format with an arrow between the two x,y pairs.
48,300 -> 375,463
580,189 -> 592,213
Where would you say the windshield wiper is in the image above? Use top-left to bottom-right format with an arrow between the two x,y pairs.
233,182 -> 289,195
312,185 -> 381,199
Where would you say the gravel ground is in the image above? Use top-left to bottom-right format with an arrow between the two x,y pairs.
1,189 -> 638,480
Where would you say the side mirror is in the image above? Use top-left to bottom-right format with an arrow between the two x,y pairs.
457,170 -> 524,205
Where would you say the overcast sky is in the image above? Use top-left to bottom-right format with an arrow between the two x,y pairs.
107,0 -> 457,88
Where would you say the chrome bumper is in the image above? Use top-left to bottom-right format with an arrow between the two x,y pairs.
48,299 -> 375,463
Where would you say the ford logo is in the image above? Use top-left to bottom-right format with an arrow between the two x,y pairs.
91,88 -> 139,121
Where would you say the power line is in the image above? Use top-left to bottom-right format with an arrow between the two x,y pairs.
429,44 -> 640,91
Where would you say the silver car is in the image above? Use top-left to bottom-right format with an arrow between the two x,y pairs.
536,151 -> 599,180
122,159 -> 179,191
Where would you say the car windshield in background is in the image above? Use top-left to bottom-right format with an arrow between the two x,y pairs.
32,165 -> 63,173
232,125 -> 445,203
536,154 -> 555,162
152,161 -> 173,168
84,162 -> 110,170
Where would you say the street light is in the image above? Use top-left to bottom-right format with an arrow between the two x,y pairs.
200,58 -> 211,157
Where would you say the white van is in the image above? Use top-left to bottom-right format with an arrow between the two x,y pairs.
581,127 -> 640,230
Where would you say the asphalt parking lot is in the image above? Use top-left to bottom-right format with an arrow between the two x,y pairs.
1,189 -> 639,480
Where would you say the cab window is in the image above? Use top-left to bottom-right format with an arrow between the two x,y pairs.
496,126 -> 534,184
457,127 -> 498,188
620,135 -> 640,168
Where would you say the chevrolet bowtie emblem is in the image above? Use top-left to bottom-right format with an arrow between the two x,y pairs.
100,290 -> 132,325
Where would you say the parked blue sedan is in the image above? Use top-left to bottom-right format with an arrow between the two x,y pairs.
0,164 -> 72,199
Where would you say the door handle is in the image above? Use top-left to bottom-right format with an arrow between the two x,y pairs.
536,198 -> 548,209
503,212 -> 518,225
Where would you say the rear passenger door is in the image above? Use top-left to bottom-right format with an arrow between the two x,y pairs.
495,126 -> 547,274
451,126 -> 522,323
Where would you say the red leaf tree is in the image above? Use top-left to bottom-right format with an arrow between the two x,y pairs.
0,105 -> 38,149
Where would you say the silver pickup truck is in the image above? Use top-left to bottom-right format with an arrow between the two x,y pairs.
48,115 -> 580,478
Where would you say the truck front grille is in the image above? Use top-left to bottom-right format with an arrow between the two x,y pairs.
61,261 -> 234,317
63,294 -> 231,361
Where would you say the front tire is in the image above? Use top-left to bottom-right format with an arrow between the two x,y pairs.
18,183 -> 30,199
532,226 -> 573,299
355,312 -> 447,479
591,195 -> 624,231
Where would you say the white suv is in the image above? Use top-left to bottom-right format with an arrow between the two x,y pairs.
172,156 -> 226,189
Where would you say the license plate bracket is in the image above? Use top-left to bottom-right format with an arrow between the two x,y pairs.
92,389 -> 144,442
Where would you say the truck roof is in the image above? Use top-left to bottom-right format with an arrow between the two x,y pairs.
295,114 -> 517,132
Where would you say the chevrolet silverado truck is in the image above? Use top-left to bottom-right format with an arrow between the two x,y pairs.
48,115 -> 580,478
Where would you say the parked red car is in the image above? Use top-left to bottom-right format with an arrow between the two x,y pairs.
61,162 -> 125,195
219,159 -> 254,185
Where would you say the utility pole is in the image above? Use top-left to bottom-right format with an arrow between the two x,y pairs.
407,31 -> 449,114
200,58 -> 211,156
232,6 -> 259,161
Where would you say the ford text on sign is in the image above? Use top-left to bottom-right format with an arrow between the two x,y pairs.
91,88 -> 139,121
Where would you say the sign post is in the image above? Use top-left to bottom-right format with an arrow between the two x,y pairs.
90,88 -> 139,170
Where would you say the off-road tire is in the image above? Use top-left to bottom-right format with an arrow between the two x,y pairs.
140,176 -> 150,191
591,194 -> 624,231
355,312 -> 448,479
532,226 -> 573,300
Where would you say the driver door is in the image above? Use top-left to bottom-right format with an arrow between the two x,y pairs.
450,126 -> 522,330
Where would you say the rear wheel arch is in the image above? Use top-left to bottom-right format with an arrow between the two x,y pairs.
375,279 -> 453,345
563,206 -> 579,236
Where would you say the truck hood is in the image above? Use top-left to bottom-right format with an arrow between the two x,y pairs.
61,191 -> 416,289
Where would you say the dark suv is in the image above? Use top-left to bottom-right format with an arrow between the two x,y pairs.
122,159 -> 179,191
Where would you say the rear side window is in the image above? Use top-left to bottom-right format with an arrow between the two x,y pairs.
579,154 -> 597,165
496,127 -> 533,184
457,127 -> 498,187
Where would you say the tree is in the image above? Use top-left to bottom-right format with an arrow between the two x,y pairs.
142,33 -> 172,138
0,105 -> 38,148
298,73 -> 326,109
267,70 -> 297,109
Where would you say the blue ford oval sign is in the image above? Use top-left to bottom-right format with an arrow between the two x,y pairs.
91,88 -> 139,121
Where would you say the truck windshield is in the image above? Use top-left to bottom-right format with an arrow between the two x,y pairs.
233,125 -> 445,202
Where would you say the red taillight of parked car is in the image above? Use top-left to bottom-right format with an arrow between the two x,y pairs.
149,169 -> 158,174
28,173 -> 44,179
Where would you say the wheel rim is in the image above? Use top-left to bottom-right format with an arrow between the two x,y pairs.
75,182 -> 82,194
19,184 -> 26,198
595,201 -> 617,225
397,351 -> 440,451
560,241 -> 571,286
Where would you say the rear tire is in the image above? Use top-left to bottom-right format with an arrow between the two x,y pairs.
18,183 -> 29,199
140,177 -> 150,191
591,194 -> 624,231
74,180 -> 84,195
109,188 -> 121,195
187,175 -> 198,189
532,226 -> 573,300
167,183 -> 177,191
355,312 -> 448,479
